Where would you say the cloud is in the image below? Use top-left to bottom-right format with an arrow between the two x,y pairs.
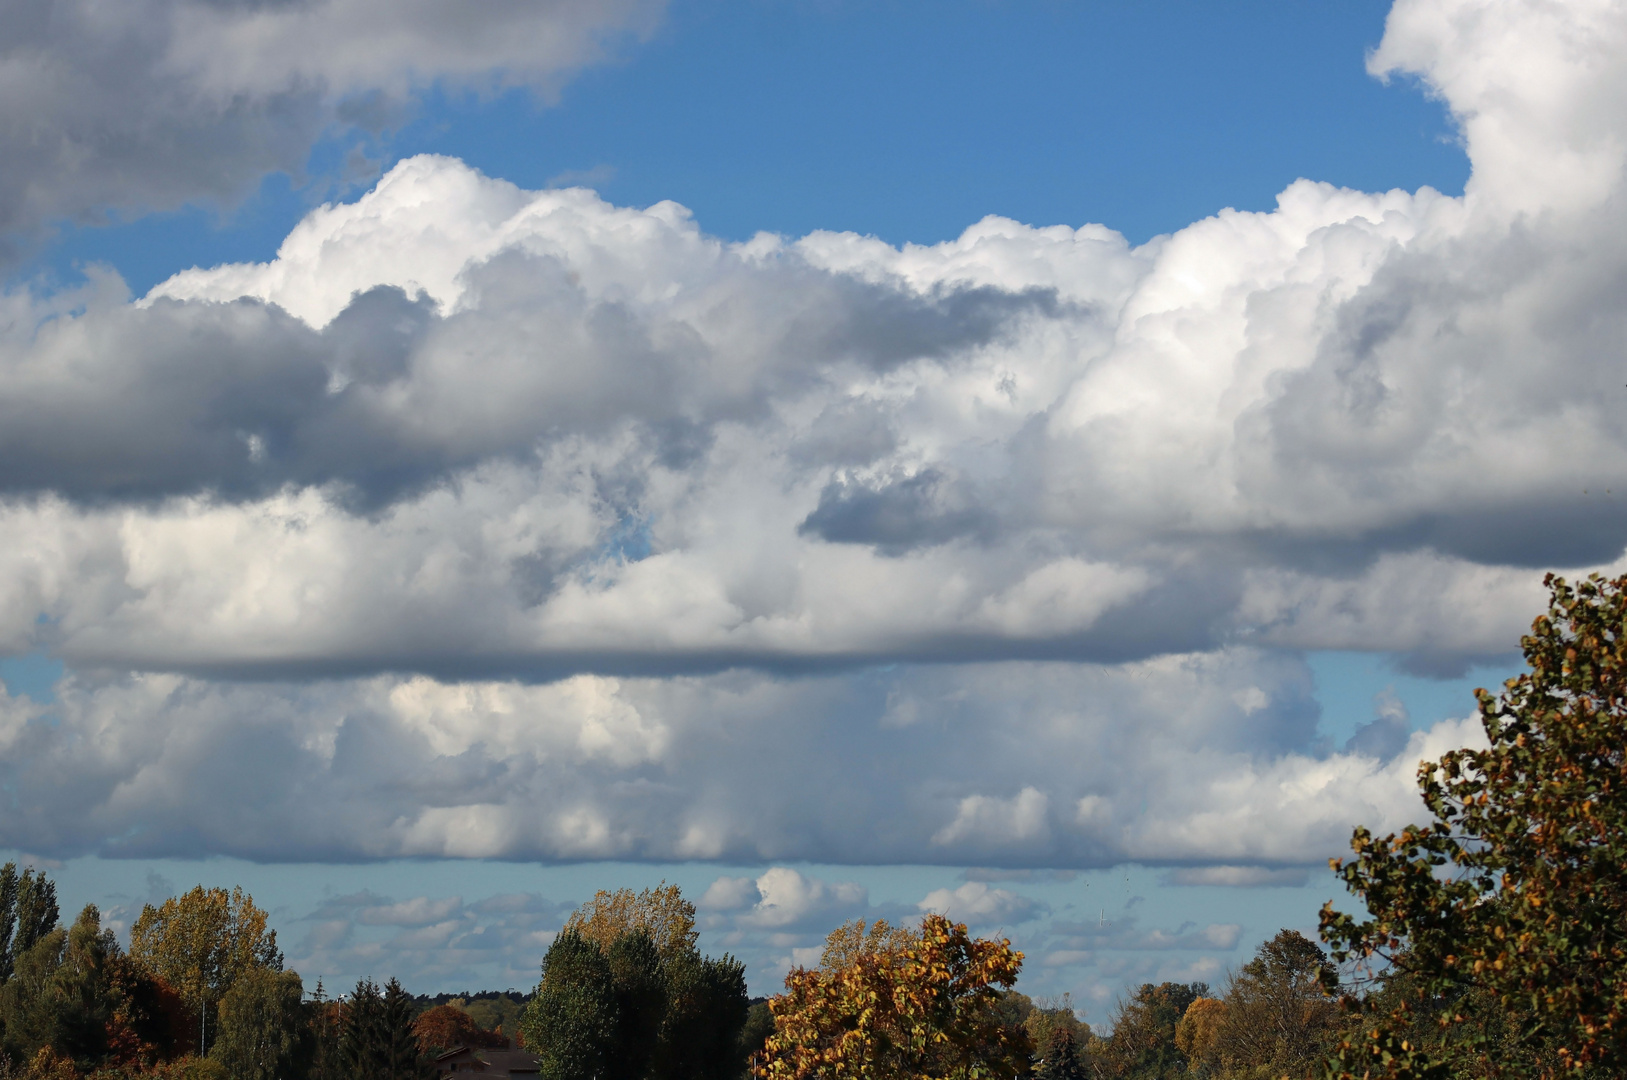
0,0 -> 661,252
286,889 -> 572,991
733,869 -> 867,931
1160,867 -> 1311,888
0,653 -> 1466,866
0,0 -> 1621,875
916,882 -> 1042,927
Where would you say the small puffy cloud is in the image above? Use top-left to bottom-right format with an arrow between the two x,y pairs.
736,869 -> 867,931
916,881 -> 1042,926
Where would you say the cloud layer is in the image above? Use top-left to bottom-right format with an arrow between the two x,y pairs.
2,0 -> 1622,869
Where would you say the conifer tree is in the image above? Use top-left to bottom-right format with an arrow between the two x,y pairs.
381,977 -> 427,1080
342,977 -> 386,1080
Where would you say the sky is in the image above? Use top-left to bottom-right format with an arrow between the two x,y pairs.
0,0 -> 1614,1019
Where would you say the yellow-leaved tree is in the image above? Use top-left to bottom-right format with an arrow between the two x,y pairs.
563,882 -> 699,961
128,886 -> 281,1056
755,914 -> 1031,1080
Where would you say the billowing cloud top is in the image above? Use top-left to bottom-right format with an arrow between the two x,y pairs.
1,0 -> 1622,868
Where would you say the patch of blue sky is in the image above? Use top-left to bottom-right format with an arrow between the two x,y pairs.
13,0 -> 1467,298
1307,650 -> 1521,750
0,651 -> 64,705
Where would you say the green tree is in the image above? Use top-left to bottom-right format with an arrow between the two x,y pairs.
128,886 -> 282,1055
606,931 -> 665,1080
0,905 -> 118,1071
658,948 -> 749,1080
523,931 -> 618,1080
380,977 -> 426,1079
0,866 -> 59,985
209,966 -> 308,1080
1035,1024 -> 1086,1080
1100,981 -> 1207,1079
1320,573 -> 1627,1078
307,979 -> 344,1080
341,978 -> 386,1080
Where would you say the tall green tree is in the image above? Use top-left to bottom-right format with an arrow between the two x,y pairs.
341,977 -> 386,1080
210,966 -> 308,1080
1320,573 -> 1627,1078
0,905 -> 117,1070
523,932 -> 619,1080
0,865 -> 59,985
657,948 -> 749,1080
380,977 -> 427,1079
606,931 -> 665,1080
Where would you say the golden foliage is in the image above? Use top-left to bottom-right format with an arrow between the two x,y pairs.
562,883 -> 698,961
755,913 -> 1031,1080
128,887 -> 279,1017
817,919 -> 917,974
1173,997 -> 1226,1068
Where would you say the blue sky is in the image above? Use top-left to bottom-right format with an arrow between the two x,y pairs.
0,0 -> 1609,1019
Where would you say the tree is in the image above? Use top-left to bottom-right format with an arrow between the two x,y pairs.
755,914 -> 1031,1080
0,904 -> 129,1073
0,866 -> 59,985
128,886 -> 281,1055
522,931 -> 618,1080
1320,573 -> 1627,1078
1209,930 -> 1337,1076
605,931 -> 665,1080
1025,996 -> 1090,1080
565,884 -> 699,962
657,947 -> 749,1080
1035,1024 -> 1086,1080
1173,997 -> 1225,1077
307,979 -> 345,1080
412,1003 -> 507,1057
379,978 -> 426,1079
1099,981 -> 1207,1079
209,966 -> 307,1080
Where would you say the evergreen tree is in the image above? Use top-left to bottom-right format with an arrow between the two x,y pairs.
1035,1024 -> 1086,1080
307,979 -> 343,1080
341,977 -> 387,1080
380,977 -> 427,1080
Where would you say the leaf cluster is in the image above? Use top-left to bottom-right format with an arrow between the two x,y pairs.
1320,574 -> 1627,1078
754,914 -> 1030,1080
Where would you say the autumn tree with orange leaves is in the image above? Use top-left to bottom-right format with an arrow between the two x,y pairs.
754,914 -> 1031,1080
